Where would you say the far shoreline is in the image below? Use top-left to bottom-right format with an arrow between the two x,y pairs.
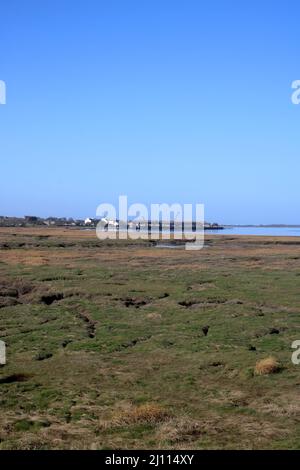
1,226 -> 300,240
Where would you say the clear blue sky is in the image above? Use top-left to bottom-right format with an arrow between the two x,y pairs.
1,0 -> 300,224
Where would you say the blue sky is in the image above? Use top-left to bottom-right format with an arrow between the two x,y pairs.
1,0 -> 300,224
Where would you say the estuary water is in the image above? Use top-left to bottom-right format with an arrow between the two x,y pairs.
205,227 -> 300,237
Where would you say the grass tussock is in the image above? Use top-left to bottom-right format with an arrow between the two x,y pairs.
255,357 -> 281,375
98,403 -> 171,430
146,312 -> 162,320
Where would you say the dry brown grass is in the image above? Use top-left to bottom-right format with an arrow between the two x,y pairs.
156,417 -> 206,445
116,403 -> 170,425
98,403 -> 171,430
146,312 -> 162,320
258,402 -> 300,417
254,357 -> 281,375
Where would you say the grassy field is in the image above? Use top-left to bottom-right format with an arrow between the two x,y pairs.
0,227 -> 300,449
